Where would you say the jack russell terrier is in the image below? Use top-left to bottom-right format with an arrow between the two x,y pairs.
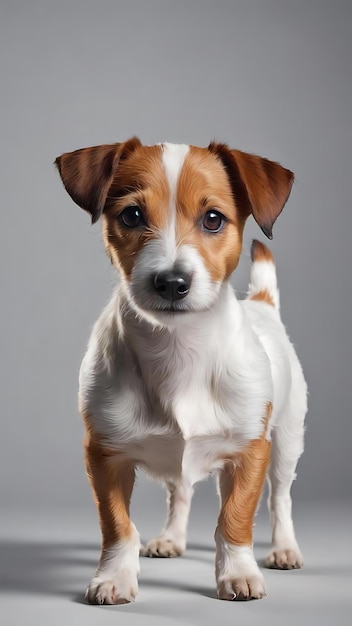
56,138 -> 307,604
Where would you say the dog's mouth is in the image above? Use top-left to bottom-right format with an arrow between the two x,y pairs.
130,290 -> 216,317
151,304 -> 192,315
146,301 -> 214,316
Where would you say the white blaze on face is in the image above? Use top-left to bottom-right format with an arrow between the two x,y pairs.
129,143 -> 220,321
161,143 -> 190,262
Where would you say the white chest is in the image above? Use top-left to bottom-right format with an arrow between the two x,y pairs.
127,321 -> 272,443
80,293 -> 274,481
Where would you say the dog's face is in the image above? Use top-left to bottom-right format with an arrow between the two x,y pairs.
56,138 -> 293,323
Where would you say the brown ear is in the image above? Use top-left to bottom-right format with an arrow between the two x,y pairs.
208,142 -> 294,239
55,136 -> 142,223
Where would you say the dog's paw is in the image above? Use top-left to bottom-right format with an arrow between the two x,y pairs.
215,533 -> 266,601
86,525 -> 140,605
141,536 -> 185,558
85,572 -> 138,605
217,572 -> 266,601
265,547 -> 303,570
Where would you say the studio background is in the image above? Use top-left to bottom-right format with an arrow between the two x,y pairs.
1,2 -> 351,625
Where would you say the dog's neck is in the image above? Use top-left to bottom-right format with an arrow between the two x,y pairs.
113,278 -> 267,444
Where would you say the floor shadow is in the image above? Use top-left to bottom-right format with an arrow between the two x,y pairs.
0,539 -> 97,597
72,592 -> 89,605
186,540 -> 270,552
185,542 -> 214,552
140,577 -> 216,599
0,538 -> 217,602
0,537 -> 281,605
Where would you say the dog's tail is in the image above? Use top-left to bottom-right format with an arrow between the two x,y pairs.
247,240 -> 280,310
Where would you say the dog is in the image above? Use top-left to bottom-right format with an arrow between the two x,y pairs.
55,138 -> 307,604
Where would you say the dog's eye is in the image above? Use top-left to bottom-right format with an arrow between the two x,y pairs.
119,206 -> 145,228
202,210 -> 225,232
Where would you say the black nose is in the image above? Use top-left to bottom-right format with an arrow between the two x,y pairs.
153,270 -> 191,302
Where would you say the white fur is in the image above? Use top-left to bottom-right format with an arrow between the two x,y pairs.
128,242 -> 218,321
157,143 -> 190,263
80,281 -> 274,476
142,480 -> 193,557
248,258 -> 280,310
79,143 -> 307,600
215,532 -> 266,599
86,524 -> 140,604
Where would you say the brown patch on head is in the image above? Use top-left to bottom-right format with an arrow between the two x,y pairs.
56,138 -> 172,280
103,144 -> 169,279
176,147 -> 244,281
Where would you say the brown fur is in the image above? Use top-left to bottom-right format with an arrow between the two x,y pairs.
250,290 -> 275,307
176,147 -> 244,281
56,139 -> 293,282
217,404 -> 272,546
55,140 -> 289,547
209,142 -> 294,239
249,240 -> 275,306
54,139 -> 299,605
84,433 -> 135,554
81,408 -> 135,556
104,145 -> 245,283
103,145 -> 169,278
251,239 -> 275,263
55,138 -> 142,223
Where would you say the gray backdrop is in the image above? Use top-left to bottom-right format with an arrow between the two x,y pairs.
1,0 -> 351,512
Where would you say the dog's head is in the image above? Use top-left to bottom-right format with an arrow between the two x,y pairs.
56,138 -> 293,323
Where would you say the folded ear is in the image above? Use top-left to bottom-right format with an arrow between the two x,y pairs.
55,136 -> 142,223
208,142 -> 294,239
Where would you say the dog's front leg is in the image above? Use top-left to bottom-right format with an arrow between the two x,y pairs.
84,436 -> 140,604
215,430 -> 271,601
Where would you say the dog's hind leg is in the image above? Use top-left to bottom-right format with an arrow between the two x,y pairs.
265,401 -> 306,569
84,437 -> 140,604
141,480 -> 193,557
